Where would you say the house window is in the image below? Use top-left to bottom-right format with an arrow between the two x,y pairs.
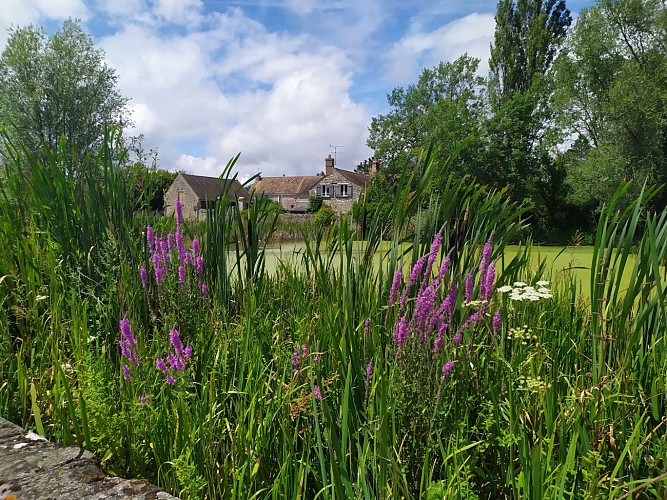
323,185 -> 331,197
341,184 -> 350,197
316,186 -> 322,196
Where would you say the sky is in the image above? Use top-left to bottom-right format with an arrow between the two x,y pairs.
0,0 -> 592,180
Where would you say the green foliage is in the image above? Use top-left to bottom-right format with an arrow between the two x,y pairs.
367,55 -> 487,188
0,19 -> 129,166
553,0 -> 667,211
306,195 -> 323,213
313,205 -> 335,227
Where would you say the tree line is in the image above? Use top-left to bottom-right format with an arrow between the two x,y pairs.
366,0 -> 667,243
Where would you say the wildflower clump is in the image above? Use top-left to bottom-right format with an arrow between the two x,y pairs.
497,280 -> 552,301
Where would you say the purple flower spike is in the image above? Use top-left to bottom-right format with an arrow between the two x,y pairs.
493,309 -> 502,336
201,282 -> 207,297
465,272 -> 474,302
408,256 -> 426,288
156,357 -> 168,374
365,360 -> 373,382
184,345 -> 193,359
146,226 -> 155,252
166,374 -> 176,385
167,233 -> 174,252
122,364 -> 131,380
389,269 -> 402,306
139,394 -> 150,404
482,261 -> 496,301
169,329 -> 184,356
139,266 -> 148,288
393,316 -> 409,347
364,318 -> 371,338
442,360 -> 454,378
178,265 -> 185,283
192,238 -> 199,256
175,199 -> 183,227
176,231 -> 185,261
313,385 -> 322,401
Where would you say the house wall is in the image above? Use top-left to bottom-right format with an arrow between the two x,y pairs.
262,193 -> 311,212
164,175 -> 201,221
310,170 -> 363,214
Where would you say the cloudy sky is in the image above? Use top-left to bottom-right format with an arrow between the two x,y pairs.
0,0 -> 592,179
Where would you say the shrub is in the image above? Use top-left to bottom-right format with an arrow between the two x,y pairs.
313,205 -> 335,227
306,195 -> 323,213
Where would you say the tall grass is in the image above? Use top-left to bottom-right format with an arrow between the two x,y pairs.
1,132 -> 666,499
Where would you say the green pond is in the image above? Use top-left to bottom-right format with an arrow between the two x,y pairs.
259,243 -> 619,286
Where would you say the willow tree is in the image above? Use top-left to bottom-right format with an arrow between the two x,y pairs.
0,19 -> 130,175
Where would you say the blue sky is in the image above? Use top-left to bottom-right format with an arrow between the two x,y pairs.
0,0 -> 592,179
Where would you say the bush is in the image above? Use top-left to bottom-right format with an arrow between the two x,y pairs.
313,205 -> 335,227
306,195 -> 323,213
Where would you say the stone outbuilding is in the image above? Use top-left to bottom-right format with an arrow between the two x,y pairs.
164,173 -> 250,221
251,175 -> 324,212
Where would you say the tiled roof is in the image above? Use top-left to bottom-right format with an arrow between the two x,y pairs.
180,173 -> 250,201
333,168 -> 370,187
251,176 -> 324,195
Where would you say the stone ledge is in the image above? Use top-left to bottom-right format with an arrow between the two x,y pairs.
0,417 -> 177,500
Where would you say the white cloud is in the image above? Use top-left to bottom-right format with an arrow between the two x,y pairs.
383,12 -> 495,82
0,0 -> 88,46
153,0 -> 204,26
98,9 -> 371,178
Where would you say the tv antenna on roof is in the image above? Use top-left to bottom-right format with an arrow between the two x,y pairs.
329,144 -> 344,165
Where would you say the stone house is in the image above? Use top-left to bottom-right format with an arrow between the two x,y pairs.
311,155 -> 371,213
251,175 -> 323,212
164,173 -> 250,221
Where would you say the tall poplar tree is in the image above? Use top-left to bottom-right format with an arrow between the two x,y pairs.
485,0 -> 572,238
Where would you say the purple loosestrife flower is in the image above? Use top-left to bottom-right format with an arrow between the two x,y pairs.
465,272 -> 474,302
175,198 -> 184,227
185,251 -> 193,266
437,253 -> 451,281
301,344 -> 308,359
364,318 -> 371,339
192,238 -> 199,256
414,283 -> 437,335
184,344 -> 193,359
292,350 -> 300,374
389,269 -> 402,306
493,309 -> 502,336
166,374 -> 176,385
421,231 -> 443,290
365,360 -> 373,383
119,318 -> 138,365
479,239 -> 492,294
156,358 -> 168,374
146,226 -> 155,252
408,256 -> 426,288
160,238 -> 169,266
482,261 -> 496,301
393,316 -> 409,347
201,282 -> 207,297
176,231 -> 185,262
442,360 -> 454,378
169,329 -> 184,357
194,256 -> 204,275
122,364 -> 131,380
313,385 -> 322,401
139,266 -> 148,288
167,233 -> 174,252
139,394 -> 150,405
178,265 -> 185,284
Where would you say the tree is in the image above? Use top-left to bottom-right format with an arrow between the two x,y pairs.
0,19 -> 130,172
553,0 -> 667,210
367,55 -> 487,198
485,0 -> 572,239
489,0 -> 572,104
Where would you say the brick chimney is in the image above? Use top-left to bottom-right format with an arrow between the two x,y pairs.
325,154 -> 334,176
